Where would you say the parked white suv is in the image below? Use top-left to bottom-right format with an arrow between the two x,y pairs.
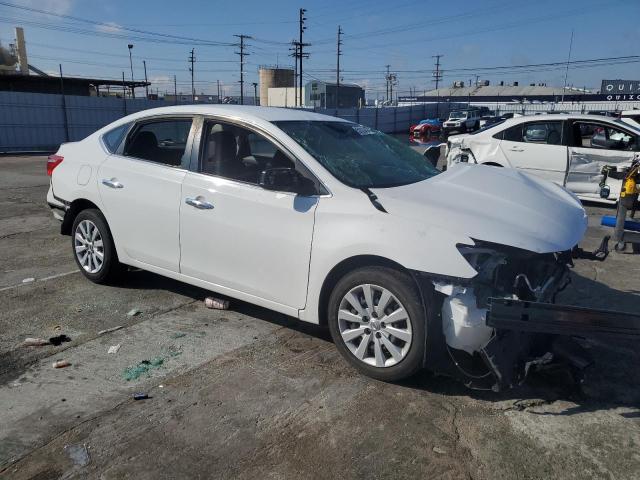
47,106 -> 587,387
443,109 -> 481,134
446,114 -> 640,203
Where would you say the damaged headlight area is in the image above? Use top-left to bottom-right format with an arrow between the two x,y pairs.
418,240 -> 585,391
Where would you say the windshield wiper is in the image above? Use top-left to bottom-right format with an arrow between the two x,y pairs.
361,188 -> 387,213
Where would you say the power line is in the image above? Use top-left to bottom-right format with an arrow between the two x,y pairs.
0,1 -> 234,46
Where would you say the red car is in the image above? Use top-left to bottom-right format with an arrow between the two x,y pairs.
409,118 -> 443,137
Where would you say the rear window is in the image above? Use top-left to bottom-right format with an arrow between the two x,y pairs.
102,123 -> 131,153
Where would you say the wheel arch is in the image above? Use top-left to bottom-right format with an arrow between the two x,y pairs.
61,198 -> 101,235
317,255 -> 411,327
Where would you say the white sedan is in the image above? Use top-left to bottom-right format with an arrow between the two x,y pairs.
445,113 -> 640,203
47,105 -> 587,387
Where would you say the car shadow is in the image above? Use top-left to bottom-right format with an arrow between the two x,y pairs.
112,267 -> 639,416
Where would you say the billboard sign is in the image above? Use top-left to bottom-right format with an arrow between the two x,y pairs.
601,80 -> 640,95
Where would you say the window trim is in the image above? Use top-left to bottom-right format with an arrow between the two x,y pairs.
118,115 -> 196,170
192,114 -> 331,197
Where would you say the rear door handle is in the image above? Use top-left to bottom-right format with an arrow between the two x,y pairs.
185,197 -> 214,210
101,178 -> 124,189
509,147 -> 525,152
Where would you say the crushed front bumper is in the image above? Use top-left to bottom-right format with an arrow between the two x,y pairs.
413,242 -> 638,391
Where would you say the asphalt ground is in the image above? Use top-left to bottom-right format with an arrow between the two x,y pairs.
1,155 -> 639,480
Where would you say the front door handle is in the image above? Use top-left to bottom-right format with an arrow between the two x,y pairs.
185,197 -> 214,210
509,147 -> 525,152
101,178 -> 124,189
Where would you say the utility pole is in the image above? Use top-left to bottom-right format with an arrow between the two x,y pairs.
252,82 -> 258,105
217,79 -> 221,103
289,41 -> 299,106
385,64 -> 390,102
173,75 -> 177,105
143,60 -> 149,98
336,25 -> 342,109
298,8 -> 308,107
188,48 -> 195,102
127,44 -> 135,98
234,34 -> 251,105
561,30 -> 574,104
432,54 -> 443,90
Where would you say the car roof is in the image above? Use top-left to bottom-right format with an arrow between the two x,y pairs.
119,104 -> 347,124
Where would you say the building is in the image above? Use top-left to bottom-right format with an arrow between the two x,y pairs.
305,81 -> 365,108
0,26 -> 148,97
259,67 -> 295,106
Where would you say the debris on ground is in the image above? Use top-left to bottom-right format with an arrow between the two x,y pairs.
52,360 -> 71,369
49,334 -> 71,346
22,277 -> 35,283
22,337 -> 50,347
205,297 -> 229,310
127,308 -> 142,317
97,325 -> 123,336
170,332 -> 186,339
64,443 -> 90,467
122,357 -> 164,381
432,446 -> 448,455
133,393 -> 149,400
52,325 -> 61,331
107,344 -> 121,354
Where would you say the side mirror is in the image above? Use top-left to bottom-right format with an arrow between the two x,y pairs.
259,167 -> 317,196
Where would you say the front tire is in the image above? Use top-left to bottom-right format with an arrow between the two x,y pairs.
328,267 -> 426,382
72,209 -> 122,284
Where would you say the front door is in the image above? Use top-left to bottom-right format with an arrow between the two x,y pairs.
97,117 -> 193,271
499,120 -> 567,184
179,119 -> 318,309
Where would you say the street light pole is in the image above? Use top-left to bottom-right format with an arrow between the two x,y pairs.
127,44 -> 135,99
252,82 -> 258,105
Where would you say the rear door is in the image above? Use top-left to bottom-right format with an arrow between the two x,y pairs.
499,120 -> 567,184
97,116 -> 194,271
566,120 -> 638,200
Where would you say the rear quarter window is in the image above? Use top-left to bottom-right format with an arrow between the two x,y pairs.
102,123 -> 131,153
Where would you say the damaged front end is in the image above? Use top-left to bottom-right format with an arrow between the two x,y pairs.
416,240 -> 591,391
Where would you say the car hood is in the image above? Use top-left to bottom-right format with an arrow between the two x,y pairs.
370,163 -> 587,254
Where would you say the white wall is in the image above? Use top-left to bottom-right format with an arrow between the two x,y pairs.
267,87 -> 305,107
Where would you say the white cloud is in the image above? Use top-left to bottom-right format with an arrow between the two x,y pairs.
14,0 -> 74,16
95,22 -> 122,34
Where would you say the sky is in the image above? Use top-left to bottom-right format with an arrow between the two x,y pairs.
1,0 -> 640,99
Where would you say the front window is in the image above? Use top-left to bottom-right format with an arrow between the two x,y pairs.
275,121 -> 439,188
449,111 -> 465,119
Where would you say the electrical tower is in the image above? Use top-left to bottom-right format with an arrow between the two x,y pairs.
188,48 -> 195,102
336,25 -> 342,109
432,54 -> 443,90
234,34 -> 252,105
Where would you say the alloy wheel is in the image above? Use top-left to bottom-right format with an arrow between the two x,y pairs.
337,283 -> 413,368
74,219 -> 104,274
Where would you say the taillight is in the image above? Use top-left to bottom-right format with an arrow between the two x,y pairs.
47,154 -> 63,176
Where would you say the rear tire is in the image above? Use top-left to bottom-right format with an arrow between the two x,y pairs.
71,209 -> 123,284
328,266 -> 426,382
